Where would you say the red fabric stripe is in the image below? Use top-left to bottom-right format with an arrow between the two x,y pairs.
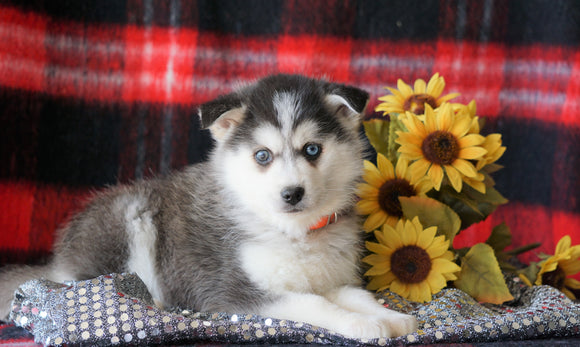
122,25 -> 198,104
562,50 -> 580,125
0,181 -> 36,250
0,181 -> 91,254
0,7 -> 46,92
277,34 -> 353,82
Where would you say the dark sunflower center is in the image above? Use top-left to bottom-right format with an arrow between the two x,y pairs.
377,179 -> 417,217
403,94 -> 438,115
541,266 -> 566,290
421,131 -> 460,165
390,245 -> 432,284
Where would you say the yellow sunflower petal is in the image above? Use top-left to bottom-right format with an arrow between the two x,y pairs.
426,73 -> 443,97
555,235 -> 572,255
357,183 -> 379,199
397,79 -> 414,96
425,237 -> 448,258
394,157 -> 409,179
426,271 -> 448,293
459,146 -> 488,160
356,199 -> 379,215
464,176 -> 487,194
410,159 -> 432,182
382,224 -> 404,249
365,263 -> 391,276
363,160 -> 384,187
414,177 -> 434,194
452,158 -> 478,177
377,153 -> 395,180
390,279 -> 411,298
367,272 -> 396,291
436,103 -> 454,132
374,230 -> 395,252
424,104 -> 438,132
397,144 -> 424,161
458,133 -> 485,148
449,114 -> 473,138
363,211 -> 388,232
431,257 -> 461,274
366,241 -> 393,256
414,78 -> 426,94
437,92 -> 460,104
427,164 -> 444,190
385,86 -> 406,100
560,258 -> 580,275
400,112 -> 428,139
416,226 -> 437,249
396,132 -> 424,148
445,165 -> 463,192
411,281 -> 433,303
362,253 -> 391,266
401,220 -> 418,245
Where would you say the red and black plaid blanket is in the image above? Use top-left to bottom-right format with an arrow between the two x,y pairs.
0,0 -> 579,345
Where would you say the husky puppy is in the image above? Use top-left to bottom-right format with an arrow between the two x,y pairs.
0,74 -> 416,339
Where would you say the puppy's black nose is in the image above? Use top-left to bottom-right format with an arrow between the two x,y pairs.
281,186 -> 305,205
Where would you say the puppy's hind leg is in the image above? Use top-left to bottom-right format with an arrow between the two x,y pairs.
0,263 -> 75,320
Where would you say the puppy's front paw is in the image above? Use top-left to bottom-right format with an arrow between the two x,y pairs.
377,312 -> 417,338
335,312 -> 417,339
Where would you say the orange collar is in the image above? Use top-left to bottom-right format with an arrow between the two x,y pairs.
309,212 -> 338,231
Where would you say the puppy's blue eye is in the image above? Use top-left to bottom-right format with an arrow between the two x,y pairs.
255,149 -> 272,165
303,143 -> 321,160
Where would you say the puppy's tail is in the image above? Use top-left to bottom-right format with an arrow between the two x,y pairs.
0,264 -> 54,320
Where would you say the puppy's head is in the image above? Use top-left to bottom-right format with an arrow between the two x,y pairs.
199,74 -> 368,236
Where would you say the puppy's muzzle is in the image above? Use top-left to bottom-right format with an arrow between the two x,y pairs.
281,186 -> 305,206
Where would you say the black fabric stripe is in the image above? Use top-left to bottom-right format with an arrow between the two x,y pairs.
2,0 -> 129,24
505,0 -> 580,46
197,0 -> 283,36
353,0 -> 440,40
487,117 -> 579,213
0,88 -> 42,181
3,0 -> 580,45
36,99 -> 122,187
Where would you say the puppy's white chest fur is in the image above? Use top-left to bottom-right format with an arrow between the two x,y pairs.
239,225 -> 360,295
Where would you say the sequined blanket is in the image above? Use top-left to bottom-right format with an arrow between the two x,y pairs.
3,273 -> 578,346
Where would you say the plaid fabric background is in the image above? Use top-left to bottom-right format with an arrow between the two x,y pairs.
0,0 -> 579,276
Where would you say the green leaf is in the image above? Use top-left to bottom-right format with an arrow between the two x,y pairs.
362,119 -> 390,157
400,196 -> 461,243
431,185 -> 508,231
518,262 -> 541,285
454,243 -> 514,304
486,222 -> 512,253
387,114 -> 405,163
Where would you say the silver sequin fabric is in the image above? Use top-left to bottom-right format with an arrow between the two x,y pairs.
9,273 -> 580,346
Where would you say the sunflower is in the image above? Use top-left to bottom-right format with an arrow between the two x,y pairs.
395,103 -> 488,192
476,134 -> 506,171
363,217 -> 461,303
534,235 -> 580,300
375,73 -> 460,116
356,154 -> 433,232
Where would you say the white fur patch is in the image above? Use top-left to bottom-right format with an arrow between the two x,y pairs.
273,91 -> 300,137
123,197 -> 164,304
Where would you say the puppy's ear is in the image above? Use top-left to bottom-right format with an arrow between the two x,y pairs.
324,83 -> 369,127
198,93 -> 246,141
